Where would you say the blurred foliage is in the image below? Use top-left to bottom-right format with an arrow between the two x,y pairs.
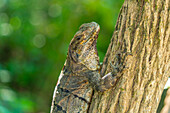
0,0 -> 125,112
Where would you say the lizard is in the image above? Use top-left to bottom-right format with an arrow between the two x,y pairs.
50,22 -> 120,113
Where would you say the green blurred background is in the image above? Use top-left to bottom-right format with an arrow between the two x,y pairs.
0,0 -> 124,112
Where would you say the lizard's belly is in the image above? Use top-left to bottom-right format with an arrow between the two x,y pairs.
51,74 -> 93,113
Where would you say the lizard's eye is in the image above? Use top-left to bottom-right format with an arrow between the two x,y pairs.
75,35 -> 83,40
77,37 -> 80,40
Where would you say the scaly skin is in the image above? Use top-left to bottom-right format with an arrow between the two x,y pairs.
50,22 -> 117,113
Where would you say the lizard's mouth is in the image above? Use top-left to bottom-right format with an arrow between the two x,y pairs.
88,24 -> 100,42
87,25 -> 100,50
94,25 -> 100,39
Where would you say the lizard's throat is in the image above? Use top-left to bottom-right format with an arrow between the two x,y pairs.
80,45 -> 100,71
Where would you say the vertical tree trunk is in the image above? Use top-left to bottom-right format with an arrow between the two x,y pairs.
89,0 -> 169,112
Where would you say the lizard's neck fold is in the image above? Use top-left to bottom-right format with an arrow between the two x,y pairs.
65,57 -> 88,74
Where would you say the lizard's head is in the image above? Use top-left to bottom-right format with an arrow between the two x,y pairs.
68,22 -> 100,70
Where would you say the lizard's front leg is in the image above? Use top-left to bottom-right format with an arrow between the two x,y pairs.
98,72 -> 118,92
85,71 -> 119,92
86,53 -> 133,92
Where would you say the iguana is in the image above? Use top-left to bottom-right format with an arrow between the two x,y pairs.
50,22 -> 119,113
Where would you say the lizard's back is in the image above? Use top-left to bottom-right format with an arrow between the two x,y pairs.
51,63 -> 93,113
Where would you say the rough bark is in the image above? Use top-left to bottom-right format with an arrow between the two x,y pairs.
89,0 -> 169,113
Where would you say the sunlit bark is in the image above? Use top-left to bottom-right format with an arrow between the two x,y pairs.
89,0 -> 169,112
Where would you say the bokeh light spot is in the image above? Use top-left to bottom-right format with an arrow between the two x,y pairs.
10,17 -> 21,30
0,23 -> 13,36
30,11 -> 47,26
0,0 -> 6,8
0,69 -> 11,83
48,4 -> 62,18
46,23 -> 59,38
33,34 -> 46,48
0,13 -> 9,23
0,88 -> 16,102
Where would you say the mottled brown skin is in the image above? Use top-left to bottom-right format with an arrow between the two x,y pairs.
50,22 -> 117,113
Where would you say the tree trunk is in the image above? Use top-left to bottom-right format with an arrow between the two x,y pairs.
89,0 -> 169,112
